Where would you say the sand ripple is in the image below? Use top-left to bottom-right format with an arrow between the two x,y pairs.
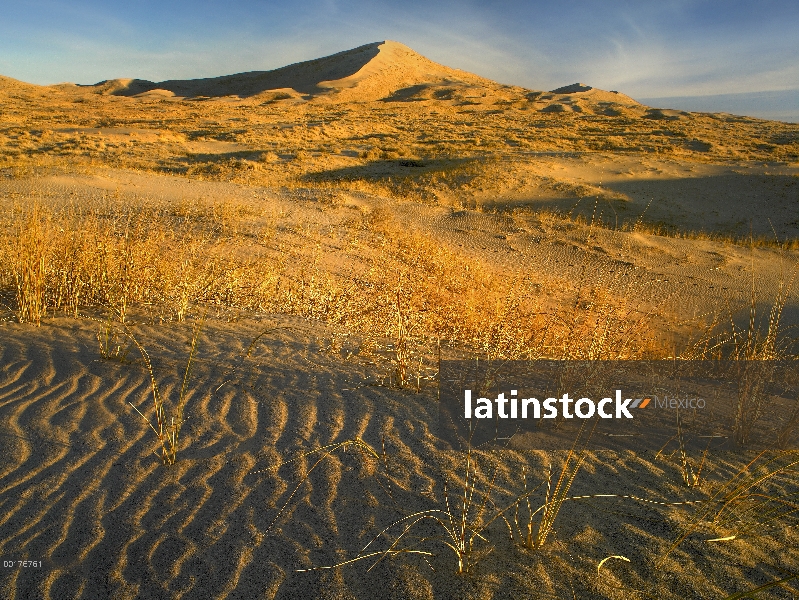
1,317 -> 797,599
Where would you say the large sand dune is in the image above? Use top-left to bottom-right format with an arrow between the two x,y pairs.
87,41 -> 495,102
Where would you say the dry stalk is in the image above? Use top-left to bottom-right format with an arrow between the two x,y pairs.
298,436 -> 522,575
125,316 -> 203,465
661,450 -> 799,562
14,205 -> 48,324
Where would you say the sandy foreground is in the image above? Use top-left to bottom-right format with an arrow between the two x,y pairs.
0,313 -> 797,600
0,169 -> 797,597
2,40 -> 799,599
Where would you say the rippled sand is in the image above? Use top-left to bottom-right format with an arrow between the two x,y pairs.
1,316 -> 797,599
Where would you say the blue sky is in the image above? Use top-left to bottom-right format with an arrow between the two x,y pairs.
1,0 -> 798,102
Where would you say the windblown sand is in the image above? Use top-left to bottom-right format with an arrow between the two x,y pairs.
2,316 -> 798,599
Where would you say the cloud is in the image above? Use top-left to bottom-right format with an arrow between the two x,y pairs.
1,0 -> 797,96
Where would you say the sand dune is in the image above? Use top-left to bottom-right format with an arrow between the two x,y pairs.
1,40 -> 791,122
79,41 -> 636,112
0,74 -> 46,94
0,40 -> 745,119
87,41 -> 495,102
2,38 -> 799,600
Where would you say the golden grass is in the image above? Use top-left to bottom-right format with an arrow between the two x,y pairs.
126,316 -> 203,465
297,425 -> 705,576
0,198 -> 283,323
3,181 -> 797,587
13,204 -> 47,325
662,450 -> 799,563
1,191 -> 665,378
96,315 -> 132,361
344,211 -> 661,368
2,81 -> 797,189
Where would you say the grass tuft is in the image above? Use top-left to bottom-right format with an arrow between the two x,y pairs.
661,450 -> 799,562
125,316 -> 203,465
298,435 -> 522,574
13,204 -> 48,325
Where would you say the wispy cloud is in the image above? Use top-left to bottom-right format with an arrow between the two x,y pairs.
1,0 -> 797,97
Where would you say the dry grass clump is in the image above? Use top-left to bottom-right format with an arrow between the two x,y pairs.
505,428 -> 592,550
12,205 -> 48,324
682,261 -> 799,448
663,450 -> 799,560
126,318 -> 202,465
300,211 -> 661,384
729,273 -> 794,446
0,199 -> 282,323
1,189 -> 661,376
96,315 -> 132,361
300,437 -> 524,575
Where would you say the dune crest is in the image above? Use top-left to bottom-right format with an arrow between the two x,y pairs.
84,41 -> 493,102
0,74 -> 42,92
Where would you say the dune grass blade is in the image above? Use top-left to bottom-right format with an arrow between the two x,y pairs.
125,316 -> 204,465
509,465 -> 547,548
660,450 -> 799,563
532,420 -> 595,548
597,555 -> 630,576
674,407 -> 710,488
296,549 -> 434,572
722,571 -> 799,599
255,438 -> 380,533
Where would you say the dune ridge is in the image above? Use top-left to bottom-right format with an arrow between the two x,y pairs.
86,41 -> 495,102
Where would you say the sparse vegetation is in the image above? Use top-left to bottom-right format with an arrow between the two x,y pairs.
298,436 -> 526,575
126,316 -> 202,465
663,450 -> 799,561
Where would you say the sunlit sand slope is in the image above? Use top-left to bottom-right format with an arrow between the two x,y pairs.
87,41 -> 494,101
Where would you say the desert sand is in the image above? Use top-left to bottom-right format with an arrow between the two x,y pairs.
1,41 -> 799,599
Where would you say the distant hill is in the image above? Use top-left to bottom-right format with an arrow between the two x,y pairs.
0,41 -> 656,117
84,41 -> 497,102
0,74 -> 43,93
639,89 -> 799,123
